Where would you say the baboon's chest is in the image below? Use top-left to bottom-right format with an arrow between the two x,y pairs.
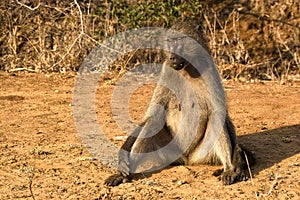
165,78 -> 210,137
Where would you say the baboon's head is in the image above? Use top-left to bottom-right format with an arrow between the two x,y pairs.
164,35 -> 190,70
163,22 -> 209,71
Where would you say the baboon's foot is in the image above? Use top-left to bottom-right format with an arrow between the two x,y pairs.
236,168 -> 250,181
212,168 -> 223,177
215,168 -> 250,185
104,174 -> 129,186
220,170 -> 238,185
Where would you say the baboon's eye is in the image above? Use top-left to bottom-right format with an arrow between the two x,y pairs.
166,38 -> 173,43
175,36 -> 190,45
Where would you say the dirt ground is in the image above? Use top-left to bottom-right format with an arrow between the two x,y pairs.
0,72 -> 299,199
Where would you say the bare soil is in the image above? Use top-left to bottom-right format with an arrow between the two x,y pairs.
0,72 -> 299,199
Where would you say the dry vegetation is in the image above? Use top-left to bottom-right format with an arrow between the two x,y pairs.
0,0 -> 299,81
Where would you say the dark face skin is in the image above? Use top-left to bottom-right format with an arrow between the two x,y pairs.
165,36 -> 189,70
168,53 -> 187,70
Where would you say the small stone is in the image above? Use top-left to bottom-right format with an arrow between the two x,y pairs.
177,180 -> 188,185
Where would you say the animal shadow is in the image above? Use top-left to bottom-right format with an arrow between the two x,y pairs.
238,124 -> 300,174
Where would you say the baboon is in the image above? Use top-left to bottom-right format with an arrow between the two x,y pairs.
105,23 -> 255,186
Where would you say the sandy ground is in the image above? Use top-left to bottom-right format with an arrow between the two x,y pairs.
0,72 -> 299,199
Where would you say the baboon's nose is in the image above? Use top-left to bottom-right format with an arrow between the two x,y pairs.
170,54 -> 176,61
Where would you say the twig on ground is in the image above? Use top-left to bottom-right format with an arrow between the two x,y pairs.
28,167 -> 36,200
243,151 -> 258,200
16,0 -> 40,10
266,172 -> 280,196
8,68 -> 37,72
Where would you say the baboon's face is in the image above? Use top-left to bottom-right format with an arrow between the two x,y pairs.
165,36 -> 190,70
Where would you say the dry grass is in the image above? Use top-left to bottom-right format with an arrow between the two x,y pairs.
202,0 -> 300,81
0,0 -> 299,81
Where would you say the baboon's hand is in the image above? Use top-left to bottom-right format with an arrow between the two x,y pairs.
104,150 -> 130,186
104,174 -> 128,186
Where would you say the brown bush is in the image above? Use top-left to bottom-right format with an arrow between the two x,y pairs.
0,0 -> 299,81
0,0 -> 96,72
203,0 -> 300,81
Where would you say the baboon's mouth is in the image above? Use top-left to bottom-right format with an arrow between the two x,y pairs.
173,62 -> 185,70
169,57 -> 186,70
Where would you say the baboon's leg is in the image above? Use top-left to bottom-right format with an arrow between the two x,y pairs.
105,119 -> 174,186
128,125 -> 175,173
214,117 -> 255,185
214,129 -> 236,185
213,144 -> 255,185
232,144 -> 256,180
